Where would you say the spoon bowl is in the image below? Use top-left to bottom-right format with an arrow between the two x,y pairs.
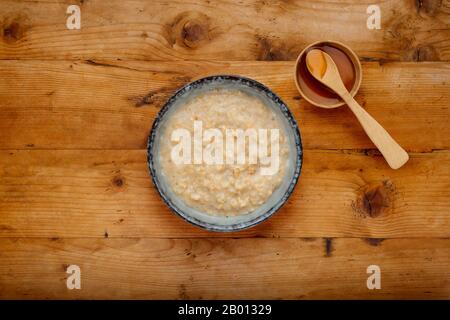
306,49 -> 353,98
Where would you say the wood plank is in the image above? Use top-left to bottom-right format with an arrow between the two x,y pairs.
0,149 -> 449,238
0,237 -> 448,299
0,60 -> 449,151
0,0 -> 449,61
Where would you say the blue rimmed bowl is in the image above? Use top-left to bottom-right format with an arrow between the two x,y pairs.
147,75 -> 302,232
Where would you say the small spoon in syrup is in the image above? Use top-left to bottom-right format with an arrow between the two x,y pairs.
306,49 -> 409,169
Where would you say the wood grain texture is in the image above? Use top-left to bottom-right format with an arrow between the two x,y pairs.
0,0 -> 449,300
0,0 -> 449,61
0,238 -> 448,299
0,149 -> 449,238
0,60 -> 449,151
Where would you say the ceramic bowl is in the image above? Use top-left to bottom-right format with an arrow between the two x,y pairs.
147,75 -> 302,232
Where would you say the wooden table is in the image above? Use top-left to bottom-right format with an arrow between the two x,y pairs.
0,0 -> 449,299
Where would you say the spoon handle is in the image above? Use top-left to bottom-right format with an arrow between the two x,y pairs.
341,93 -> 409,169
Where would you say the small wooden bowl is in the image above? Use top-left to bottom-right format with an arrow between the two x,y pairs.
294,40 -> 362,109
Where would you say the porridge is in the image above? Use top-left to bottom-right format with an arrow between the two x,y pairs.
159,88 -> 289,216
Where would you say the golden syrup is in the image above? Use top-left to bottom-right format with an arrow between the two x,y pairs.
297,44 -> 356,105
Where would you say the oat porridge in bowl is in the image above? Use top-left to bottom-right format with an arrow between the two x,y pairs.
147,75 -> 302,231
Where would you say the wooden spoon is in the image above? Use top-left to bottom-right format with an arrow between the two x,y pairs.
306,49 -> 409,169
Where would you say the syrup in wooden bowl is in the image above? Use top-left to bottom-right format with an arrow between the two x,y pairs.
296,43 -> 356,106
